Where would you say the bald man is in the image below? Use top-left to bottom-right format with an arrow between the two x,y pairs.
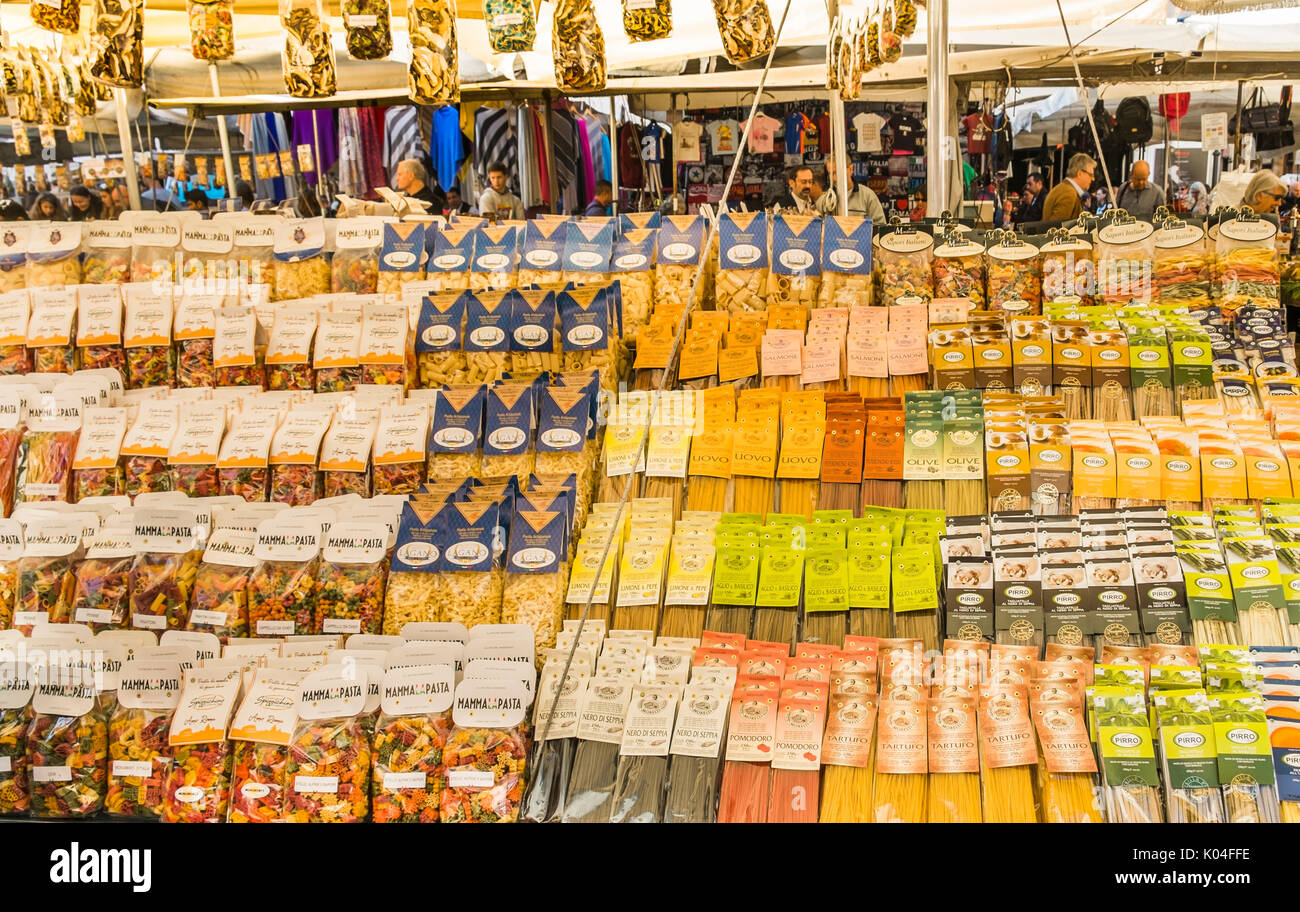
1115,161 -> 1165,218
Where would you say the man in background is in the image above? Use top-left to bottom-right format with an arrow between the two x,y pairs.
1114,161 -> 1165,217
1014,173 -> 1044,224
477,161 -> 525,221
585,180 -> 613,217
768,165 -> 816,213
444,187 -> 470,216
1042,153 -> 1096,222
394,158 -> 442,209
816,158 -> 886,222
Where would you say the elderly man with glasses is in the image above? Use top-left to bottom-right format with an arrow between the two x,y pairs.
1042,153 -> 1098,223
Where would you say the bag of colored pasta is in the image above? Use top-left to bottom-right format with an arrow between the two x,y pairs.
319,411 -> 377,498
484,0 -> 536,52
214,212 -> 280,303
71,518 -> 135,631
213,304 -> 263,388
87,0 -> 144,88
129,213 -> 182,285
1096,216 -> 1155,307
931,232 -> 986,306
371,663 -> 454,822
27,667 -> 108,818
129,506 -> 204,633
283,666 -> 371,822
359,302 -> 410,387
162,666 -> 241,822
272,218 -> 332,301
178,220 -> 235,294
75,284 -> 124,374
0,519 -> 23,629
17,387 -> 81,504
264,305 -> 316,391
330,218 -> 383,293
1153,218 -> 1211,309
281,0 -> 337,98
371,404 -> 428,495
106,658 -> 182,818
1216,211 -> 1280,313
72,405 -> 127,500
0,659 -> 33,815
185,528 -> 258,641
248,512 -> 324,637
217,412 -> 277,502
122,282 -> 175,388
26,287 -> 78,375
171,292 -> 217,388
168,403 -> 225,498
0,290 -> 32,375
876,225 -> 934,306
187,0 -> 235,61
13,515 -> 84,634
1039,231 -> 1096,305
82,220 -> 133,285
226,667 -> 302,822
313,311 -> 362,392
268,407 -> 330,505
121,402 -> 178,497
26,221 -> 83,287
442,677 -> 529,822
315,521 -> 387,636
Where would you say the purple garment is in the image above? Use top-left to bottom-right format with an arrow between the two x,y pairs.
291,109 -> 339,186
576,117 -> 597,213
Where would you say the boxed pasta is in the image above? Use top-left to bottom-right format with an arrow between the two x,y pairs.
106,659 -> 182,818
72,406 -> 128,500
470,225 -> 519,293
75,284 -> 125,374
427,384 -> 485,481
717,211 -> 769,314
128,213 -> 181,285
519,220 -> 566,288
359,302 -> 409,387
122,283 -> 174,389
27,287 -> 78,375
563,218 -> 613,286
482,381 -> 537,483
217,413 -> 279,502
656,215 -> 706,310
382,500 -> 444,634
162,666 -> 241,822
268,407 -> 332,505
415,292 -> 468,388
0,290 -> 32,375
272,219 -> 331,302
426,226 -> 474,294
226,667 -> 303,823
319,411 -> 377,498
27,221 -> 82,287
313,311 -> 362,393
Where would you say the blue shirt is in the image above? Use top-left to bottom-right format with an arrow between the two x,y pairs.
432,105 -> 465,192
585,199 -> 610,217
783,113 -> 805,154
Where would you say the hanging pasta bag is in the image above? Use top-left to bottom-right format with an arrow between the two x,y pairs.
88,0 -> 145,89
343,0 -> 393,60
186,0 -> 235,61
281,0 -> 337,98
409,0 -> 459,105
710,0 -> 775,65
30,0 -> 80,34
484,0 -> 536,53
555,0 -> 606,92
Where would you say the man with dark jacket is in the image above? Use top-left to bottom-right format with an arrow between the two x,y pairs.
767,165 -> 816,213
1014,173 -> 1044,224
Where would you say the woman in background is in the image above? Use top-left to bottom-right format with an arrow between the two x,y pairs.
28,192 -> 65,221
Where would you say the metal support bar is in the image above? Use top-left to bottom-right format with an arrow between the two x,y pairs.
926,0 -> 951,214
829,90 -> 849,216
113,89 -> 142,211
209,64 -> 237,198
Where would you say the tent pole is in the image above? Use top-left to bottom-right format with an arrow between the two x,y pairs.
926,0 -> 950,214
113,89 -> 142,211
610,100 -> 620,218
543,90 -> 558,214
1233,80 -> 1244,165
829,90 -> 848,216
208,64 -> 236,200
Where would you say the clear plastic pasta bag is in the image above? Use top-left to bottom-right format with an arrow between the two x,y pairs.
554,0 -> 606,92
710,0 -> 774,65
87,0 -> 145,89
622,0 -> 671,41
186,0 -> 235,61
27,703 -> 108,818
342,0 -> 393,61
408,0 -> 459,106
30,0 -> 81,34
281,0 -> 337,98
484,0 -> 536,53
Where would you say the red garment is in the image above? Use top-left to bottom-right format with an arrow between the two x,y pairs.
533,110 -> 552,204
618,122 -> 644,189
816,113 -> 831,155
963,112 -> 993,156
357,106 -> 390,196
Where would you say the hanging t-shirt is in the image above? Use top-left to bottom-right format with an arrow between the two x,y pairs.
707,119 -> 742,157
745,114 -> 780,154
815,113 -> 831,155
641,122 -> 665,163
618,122 -> 644,189
963,112 -> 994,156
783,112 -> 810,154
889,112 -> 924,156
853,112 -> 886,154
673,121 -> 704,163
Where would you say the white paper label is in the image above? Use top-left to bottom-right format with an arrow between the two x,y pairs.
75,607 -> 113,625
111,760 -> 154,778
188,609 -> 228,628
447,769 -> 495,788
294,775 -> 339,793
381,771 -> 428,790
131,614 -> 167,631
322,618 -> 361,635
258,620 -> 297,636
33,766 -> 73,782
